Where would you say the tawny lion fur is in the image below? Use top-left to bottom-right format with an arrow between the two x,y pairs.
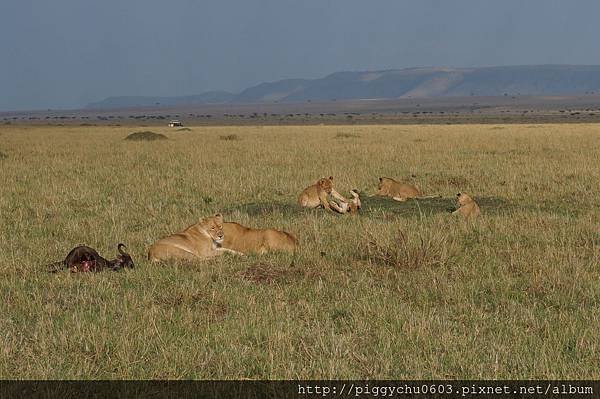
298,176 -> 348,211
452,192 -> 481,218
329,189 -> 361,214
148,213 -> 240,262
375,177 -> 440,201
222,222 -> 297,255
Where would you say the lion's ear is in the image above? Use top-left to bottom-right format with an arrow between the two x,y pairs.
214,213 -> 223,223
379,177 -> 383,182
329,176 -> 333,180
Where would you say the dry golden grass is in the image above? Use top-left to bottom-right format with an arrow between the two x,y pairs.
0,123 -> 599,379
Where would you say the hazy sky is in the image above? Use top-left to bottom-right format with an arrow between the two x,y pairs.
2,0 -> 600,111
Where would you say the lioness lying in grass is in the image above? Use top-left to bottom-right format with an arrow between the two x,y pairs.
222,222 -> 297,255
148,213 -> 241,262
375,177 -> 439,201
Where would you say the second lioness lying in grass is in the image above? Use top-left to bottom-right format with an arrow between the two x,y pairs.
375,177 -> 440,201
222,222 -> 297,255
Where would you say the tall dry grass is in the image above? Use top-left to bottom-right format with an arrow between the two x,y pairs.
0,123 -> 599,378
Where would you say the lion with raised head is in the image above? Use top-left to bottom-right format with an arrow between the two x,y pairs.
375,177 -> 439,201
148,213 -> 240,262
298,176 -> 348,211
222,222 -> 297,255
329,189 -> 361,214
452,192 -> 481,219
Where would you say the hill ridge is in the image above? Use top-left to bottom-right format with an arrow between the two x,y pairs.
87,64 -> 600,109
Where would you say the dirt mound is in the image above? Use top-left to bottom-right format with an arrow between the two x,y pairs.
124,131 -> 168,141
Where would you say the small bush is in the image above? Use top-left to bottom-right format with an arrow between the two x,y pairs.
434,175 -> 469,188
0,151 -> 7,160
219,134 -> 239,141
124,131 -> 168,141
360,228 -> 457,269
176,128 -> 192,132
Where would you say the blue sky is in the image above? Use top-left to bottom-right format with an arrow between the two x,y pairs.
2,0 -> 600,111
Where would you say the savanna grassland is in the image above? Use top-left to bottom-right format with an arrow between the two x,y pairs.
0,123 -> 599,379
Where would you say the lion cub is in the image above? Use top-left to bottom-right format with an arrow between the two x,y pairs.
222,222 -> 297,255
375,177 -> 422,201
453,192 -> 481,218
298,176 -> 348,211
375,177 -> 440,201
329,189 -> 361,214
148,213 -> 239,262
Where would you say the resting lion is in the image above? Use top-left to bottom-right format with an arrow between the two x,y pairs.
452,192 -> 481,218
298,176 -> 348,211
375,177 -> 439,201
329,189 -> 361,214
222,222 -> 297,255
148,213 -> 240,262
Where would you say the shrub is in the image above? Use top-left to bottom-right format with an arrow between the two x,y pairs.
124,131 -> 168,141
335,132 -> 360,139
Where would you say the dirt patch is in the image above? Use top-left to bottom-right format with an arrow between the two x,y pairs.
239,262 -> 317,285
153,290 -> 228,320
124,131 -> 168,141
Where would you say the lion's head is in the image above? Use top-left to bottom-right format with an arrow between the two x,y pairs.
456,192 -> 473,206
200,213 -> 225,243
317,176 -> 334,194
376,177 -> 393,195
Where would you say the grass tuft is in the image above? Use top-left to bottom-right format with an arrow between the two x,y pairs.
360,228 -> 457,269
219,134 -> 239,141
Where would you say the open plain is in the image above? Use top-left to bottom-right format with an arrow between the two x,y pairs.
0,123 -> 599,378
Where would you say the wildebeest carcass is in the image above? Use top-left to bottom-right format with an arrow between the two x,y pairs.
47,243 -> 135,273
